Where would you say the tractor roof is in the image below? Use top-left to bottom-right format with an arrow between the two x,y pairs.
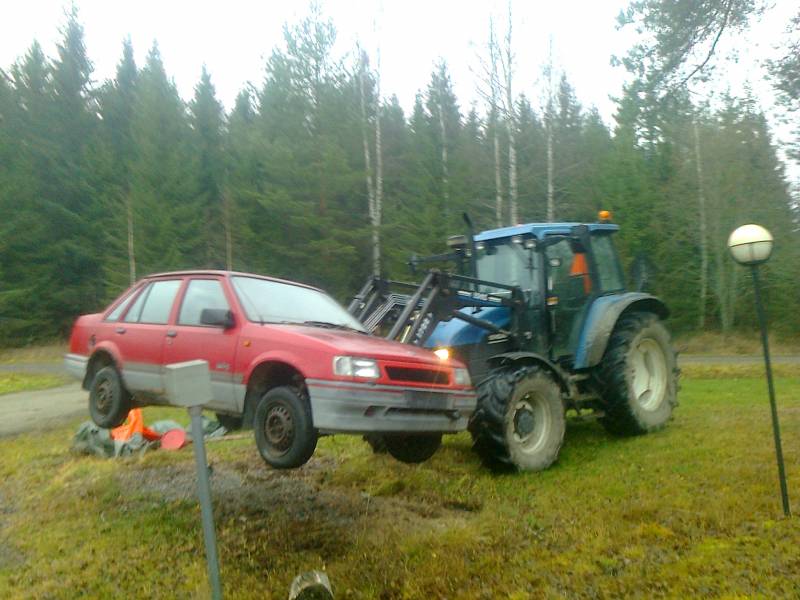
474,222 -> 619,242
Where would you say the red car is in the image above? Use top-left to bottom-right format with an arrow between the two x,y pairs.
65,270 -> 476,468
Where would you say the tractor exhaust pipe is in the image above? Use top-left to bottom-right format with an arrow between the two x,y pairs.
462,212 -> 478,280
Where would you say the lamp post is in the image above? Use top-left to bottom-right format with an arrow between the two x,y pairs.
727,224 -> 791,517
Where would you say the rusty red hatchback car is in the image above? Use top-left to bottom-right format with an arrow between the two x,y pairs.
65,271 -> 476,468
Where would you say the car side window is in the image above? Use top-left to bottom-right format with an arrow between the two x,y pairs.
136,280 -> 182,324
178,279 -> 230,326
106,288 -> 138,322
123,284 -> 152,323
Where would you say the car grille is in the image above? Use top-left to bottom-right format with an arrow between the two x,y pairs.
385,366 -> 450,385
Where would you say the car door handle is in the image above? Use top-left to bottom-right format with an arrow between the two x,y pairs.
115,327 -> 126,335
166,330 -> 178,338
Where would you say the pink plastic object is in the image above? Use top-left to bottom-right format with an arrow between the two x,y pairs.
161,428 -> 188,451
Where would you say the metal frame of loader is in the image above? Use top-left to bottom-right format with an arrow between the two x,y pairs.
347,269 -> 597,413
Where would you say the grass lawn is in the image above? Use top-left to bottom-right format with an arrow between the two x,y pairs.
0,343 -> 66,365
1,373 -> 799,598
0,372 -> 69,395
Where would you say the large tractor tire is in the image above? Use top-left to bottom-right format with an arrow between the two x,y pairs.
469,365 -> 565,472
596,311 -> 678,435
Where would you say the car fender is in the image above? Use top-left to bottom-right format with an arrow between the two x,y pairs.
485,351 -> 570,392
242,349 -> 309,387
84,341 -> 125,389
573,293 -> 669,370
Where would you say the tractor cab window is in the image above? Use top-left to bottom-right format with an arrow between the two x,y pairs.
590,233 -> 625,292
545,238 -> 592,360
475,239 -> 537,297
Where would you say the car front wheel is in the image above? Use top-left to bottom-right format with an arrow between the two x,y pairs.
254,386 -> 318,469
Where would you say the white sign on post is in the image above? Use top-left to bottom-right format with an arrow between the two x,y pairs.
164,359 -> 214,408
164,359 -> 223,599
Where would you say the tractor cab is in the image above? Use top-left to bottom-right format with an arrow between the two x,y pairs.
446,219 -> 625,370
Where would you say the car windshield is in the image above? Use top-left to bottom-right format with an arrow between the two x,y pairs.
231,276 -> 366,332
475,240 -> 537,295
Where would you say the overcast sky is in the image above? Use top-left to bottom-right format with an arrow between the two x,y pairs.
2,0 -> 797,181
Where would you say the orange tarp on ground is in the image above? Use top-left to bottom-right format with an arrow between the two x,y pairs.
111,408 -> 161,442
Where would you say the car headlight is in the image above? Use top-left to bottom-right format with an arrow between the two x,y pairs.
453,368 -> 471,386
333,356 -> 380,379
434,348 -> 450,361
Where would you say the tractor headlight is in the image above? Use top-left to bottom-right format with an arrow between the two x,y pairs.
333,356 -> 380,379
453,368 -> 471,386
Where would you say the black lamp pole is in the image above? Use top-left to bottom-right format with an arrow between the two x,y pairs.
750,265 -> 791,517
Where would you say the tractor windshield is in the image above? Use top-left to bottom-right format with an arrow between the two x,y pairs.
475,240 -> 537,295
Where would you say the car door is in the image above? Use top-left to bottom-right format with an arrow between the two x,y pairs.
117,278 -> 183,396
162,277 -> 240,412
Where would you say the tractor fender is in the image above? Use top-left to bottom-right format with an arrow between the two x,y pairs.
573,293 -> 669,370
485,352 -> 570,392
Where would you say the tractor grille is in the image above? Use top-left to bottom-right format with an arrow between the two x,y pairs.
385,366 -> 450,385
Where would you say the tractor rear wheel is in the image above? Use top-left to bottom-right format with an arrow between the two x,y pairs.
469,365 -> 565,472
596,311 -> 678,435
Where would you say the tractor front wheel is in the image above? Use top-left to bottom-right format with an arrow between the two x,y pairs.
469,366 -> 565,472
596,311 -> 678,435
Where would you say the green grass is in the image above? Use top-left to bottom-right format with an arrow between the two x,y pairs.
0,372 -> 69,395
0,342 -> 66,365
1,374 -> 799,598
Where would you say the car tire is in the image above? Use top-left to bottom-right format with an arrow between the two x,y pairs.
383,433 -> 442,464
215,413 -> 243,432
469,365 -> 565,472
88,366 -> 132,429
254,386 -> 318,469
363,433 -> 388,454
596,311 -> 678,435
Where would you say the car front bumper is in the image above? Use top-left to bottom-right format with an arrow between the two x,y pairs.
306,378 -> 477,434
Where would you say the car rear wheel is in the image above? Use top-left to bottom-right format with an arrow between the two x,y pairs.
383,433 -> 442,464
254,386 -> 317,469
88,366 -> 132,429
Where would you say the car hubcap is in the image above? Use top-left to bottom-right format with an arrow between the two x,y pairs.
510,394 -> 550,455
265,404 -> 293,452
631,338 -> 668,410
96,380 -> 113,415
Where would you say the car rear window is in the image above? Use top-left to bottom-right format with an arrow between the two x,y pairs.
124,280 -> 181,324
105,288 -> 138,322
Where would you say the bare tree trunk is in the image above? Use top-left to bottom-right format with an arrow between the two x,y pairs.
693,121 -> 708,330
373,47 -> 384,277
503,3 -> 518,224
489,18 -> 503,227
358,49 -> 377,275
545,38 -> 555,221
493,126 -> 503,227
437,99 -> 450,224
223,192 -> 233,271
126,192 -> 136,284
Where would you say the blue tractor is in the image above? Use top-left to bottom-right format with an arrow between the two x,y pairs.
349,213 -> 679,471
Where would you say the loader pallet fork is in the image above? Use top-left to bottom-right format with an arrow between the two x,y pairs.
348,271 -> 524,347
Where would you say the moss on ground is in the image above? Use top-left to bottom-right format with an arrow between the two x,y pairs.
1,374 -> 799,598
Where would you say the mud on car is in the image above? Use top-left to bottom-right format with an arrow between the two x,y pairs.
65,271 -> 476,468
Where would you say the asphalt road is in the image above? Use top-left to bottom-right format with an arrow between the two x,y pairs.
1,355 -> 799,438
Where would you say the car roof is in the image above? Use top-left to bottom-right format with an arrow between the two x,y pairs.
143,270 -> 321,292
474,222 -> 619,242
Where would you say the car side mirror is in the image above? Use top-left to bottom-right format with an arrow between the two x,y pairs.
200,308 -> 235,329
